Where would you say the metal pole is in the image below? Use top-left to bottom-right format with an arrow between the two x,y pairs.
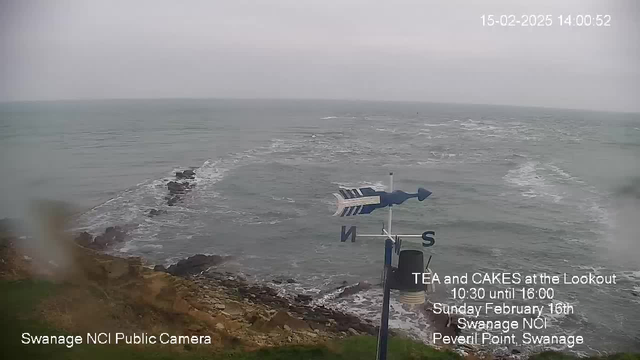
387,172 -> 393,234
376,237 -> 393,360
376,172 -> 395,360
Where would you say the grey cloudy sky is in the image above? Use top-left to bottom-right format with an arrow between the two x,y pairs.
1,0 -> 638,112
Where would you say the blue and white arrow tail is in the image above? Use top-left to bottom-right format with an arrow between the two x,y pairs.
333,187 -> 381,217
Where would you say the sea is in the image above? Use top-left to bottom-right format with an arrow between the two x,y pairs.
1,99 -> 639,354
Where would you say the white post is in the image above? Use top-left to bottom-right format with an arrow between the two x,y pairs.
388,172 -> 393,234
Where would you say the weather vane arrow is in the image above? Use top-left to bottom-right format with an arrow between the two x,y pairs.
333,187 -> 432,217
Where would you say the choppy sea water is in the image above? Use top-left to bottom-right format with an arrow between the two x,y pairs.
1,99 -> 639,354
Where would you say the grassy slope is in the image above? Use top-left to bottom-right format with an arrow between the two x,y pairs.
1,280 -> 638,360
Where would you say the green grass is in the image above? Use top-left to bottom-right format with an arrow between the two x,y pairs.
1,280 -> 638,360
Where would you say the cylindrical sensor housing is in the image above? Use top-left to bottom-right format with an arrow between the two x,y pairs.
395,249 -> 425,304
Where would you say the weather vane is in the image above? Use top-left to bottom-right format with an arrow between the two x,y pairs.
333,172 -> 436,360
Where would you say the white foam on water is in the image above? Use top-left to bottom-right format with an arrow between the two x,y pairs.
533,161 -> 615,237
321,116 -> 338,120
141,244 -> 163,249
547,164 -> 586,185
327,289 -> 435,344
543,299 -> 580,323
576,265 -> 605,275
76,138 -> 306,247
423,123 -> 450,127
504,161 -> 564,203
619,271 -> 640,282
491,248 -> 503,257
246,219 -> 284,225
271,196 -> 295,203
566,238 -> 592,245
429,151 -> 457,159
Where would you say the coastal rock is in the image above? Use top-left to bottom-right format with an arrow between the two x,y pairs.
153,265 -> 167,272
192,272 -> 378,337
166,254 -> 232,277
176,169 -> 196,180
423,302 -> 462,338
88,226 -> 127,250
74,231 -> 94,247
266,311 -> 310,332
167,181 -> 189,194
183,169 -> 196,177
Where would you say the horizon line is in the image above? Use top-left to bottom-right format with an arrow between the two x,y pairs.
1,96 -> 638,115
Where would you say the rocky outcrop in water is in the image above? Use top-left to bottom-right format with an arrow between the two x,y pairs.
158,254 -> 234,277
165,169 -> 197,206
73,226 -> 129,250
167,181 -> 191,194
176,169 -> 196,180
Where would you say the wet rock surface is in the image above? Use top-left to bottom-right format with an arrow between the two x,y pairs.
74,226 -> 129,250
165,169 -> 197,206
191,270 -> 379,336
176,169 -> 196,180
158,254 -> 234,277
422,301 -> 462,338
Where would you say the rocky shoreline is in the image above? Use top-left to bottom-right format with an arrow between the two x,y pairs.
0,169 -> 466,352
62,169 -> 383,339
67,224 -> 470,350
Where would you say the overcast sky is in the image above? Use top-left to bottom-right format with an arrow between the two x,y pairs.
1,0 -> 638,112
